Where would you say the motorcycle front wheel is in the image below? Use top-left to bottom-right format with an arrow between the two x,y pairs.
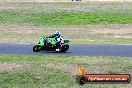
33,45 -> 42,52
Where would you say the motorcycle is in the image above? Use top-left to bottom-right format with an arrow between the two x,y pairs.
33,37 -> 70,52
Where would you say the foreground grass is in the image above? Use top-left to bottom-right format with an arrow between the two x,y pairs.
0,11 -> 132,25
0,55 -> 131,88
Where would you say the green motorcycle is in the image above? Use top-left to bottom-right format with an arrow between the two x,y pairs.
33,37 -> 70,52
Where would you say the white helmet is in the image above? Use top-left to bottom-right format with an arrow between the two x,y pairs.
54,31 -> 61,37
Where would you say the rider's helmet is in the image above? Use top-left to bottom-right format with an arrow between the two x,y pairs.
54,31 -> 61,38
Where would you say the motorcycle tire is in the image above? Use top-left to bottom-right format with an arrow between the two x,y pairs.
60,45 -> 69,52
33,45 -> 41,52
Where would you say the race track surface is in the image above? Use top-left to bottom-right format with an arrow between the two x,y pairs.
0,43 -> 132,56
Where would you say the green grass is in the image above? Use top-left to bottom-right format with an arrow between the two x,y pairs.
0,55 -> 131,88
0,11 -> 132,25
0,2 -> 132,44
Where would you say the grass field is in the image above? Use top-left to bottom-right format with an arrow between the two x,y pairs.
0,2 -> 132,25
0,55 -> 131,88
1,24 -> 132,44
0,2 -> 132,88
0,2 -> 132,44
0,11 -> 132,25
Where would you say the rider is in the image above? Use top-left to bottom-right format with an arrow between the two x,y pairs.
46,31 -> 64,48
54,31 -> 64,47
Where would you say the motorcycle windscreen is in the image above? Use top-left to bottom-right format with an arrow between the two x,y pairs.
37,38 -> 44,46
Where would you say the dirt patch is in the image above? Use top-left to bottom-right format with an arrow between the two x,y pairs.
1,24 -> 132,44
45,63 -> 109,75
91,25 -> 132,38
0,25 -> 42,35
3,0 -> 72,2
3,0 -> 132,2
1,24 -> 132,37
45,63 -> 77,75
86,66 -> 108,74
0,62 -> 28,72
0,1 -> 131,13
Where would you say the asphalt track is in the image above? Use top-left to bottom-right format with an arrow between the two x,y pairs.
0,43 -> 132,56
